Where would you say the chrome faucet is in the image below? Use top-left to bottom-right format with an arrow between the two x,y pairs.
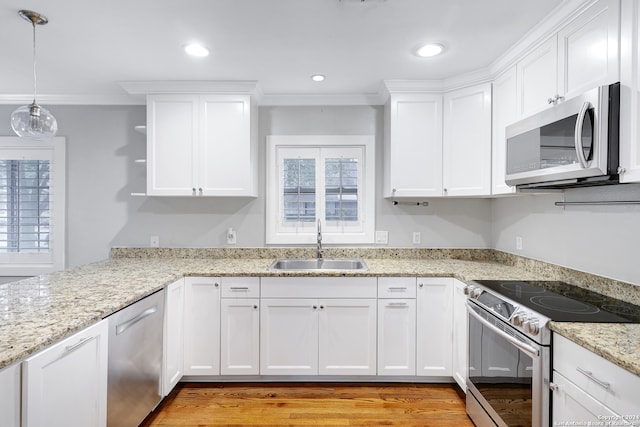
316,219 -> 324,259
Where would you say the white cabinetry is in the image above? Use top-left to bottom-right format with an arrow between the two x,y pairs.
163,279 -> 184,395
383,93 -> 443,198
22,320 -> 108,427
442,83 -> 492,196
260,277 -> 377,376
146,93 -> 256,197
491,67 -> 518,195
183,277 -> 220,376
552,334 -> 640,426
620,0 -> 640,182
517,0 -> 619,118
452,279 -> 468,391
0,362 -> 21,427
377,277 -> 416,376
416,277 -> 453,377
220,277 -> 260,375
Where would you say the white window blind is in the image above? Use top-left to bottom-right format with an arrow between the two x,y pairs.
0,160 -> 51,253
266,135 -> 375,245
0,137 -> 65,275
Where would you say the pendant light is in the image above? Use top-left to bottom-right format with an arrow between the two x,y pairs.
10,10 -> 57,140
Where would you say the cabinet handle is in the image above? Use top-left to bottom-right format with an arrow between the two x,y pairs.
549,382 -> 559,392
64,336 -> 93,354
387,302 -> 408,307
388,287 -> 407,291
230,286 -> 249,291
576,367 -> 611,389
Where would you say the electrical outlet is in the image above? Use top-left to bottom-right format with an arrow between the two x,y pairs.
516,236 -> 523,251
412,232 -> 421,245
227,228 -> 237,245
375,230 -> 389,245
150,235 -> 160,248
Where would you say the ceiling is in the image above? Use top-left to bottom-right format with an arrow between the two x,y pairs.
1,0 -> 562,104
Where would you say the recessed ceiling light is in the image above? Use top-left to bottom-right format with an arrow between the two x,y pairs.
311,74 -> 326,82
416,43 -> 444,58
184,43 -> 209,57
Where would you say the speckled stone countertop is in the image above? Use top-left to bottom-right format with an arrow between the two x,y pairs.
1,248 -> 639,379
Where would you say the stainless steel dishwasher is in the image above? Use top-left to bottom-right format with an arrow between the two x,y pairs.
107,289 -> 165,427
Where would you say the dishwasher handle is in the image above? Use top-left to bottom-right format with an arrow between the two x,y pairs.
116,306 -> 157,336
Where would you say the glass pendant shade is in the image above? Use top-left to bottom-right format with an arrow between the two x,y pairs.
11,10 -> 57,141
11,101 -> 58,140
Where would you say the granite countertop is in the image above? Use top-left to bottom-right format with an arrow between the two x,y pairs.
1,249 -> 639,380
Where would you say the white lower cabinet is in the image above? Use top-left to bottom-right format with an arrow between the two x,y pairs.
0,362 -> 21,427
377,277 -> 417,376
183,277 -> 220,376
552,334 -> 640,426
163,279 -> 185,395
220,277 -> 261,375
22,319 -> 108,427
260,277 -> 377,376
452,279 -> 468,391
416,277 -> 453,377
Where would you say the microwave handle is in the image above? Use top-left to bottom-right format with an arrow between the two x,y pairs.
574,101 -> 592,169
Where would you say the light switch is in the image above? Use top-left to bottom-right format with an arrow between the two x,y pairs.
375,230 -> 388,244
227,228 -> 237,245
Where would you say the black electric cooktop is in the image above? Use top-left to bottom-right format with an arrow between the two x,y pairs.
473,280 -> 640,323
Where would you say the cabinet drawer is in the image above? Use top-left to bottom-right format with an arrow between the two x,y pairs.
554,334 -> 640,418
221,277 -> 260,298
378,277 -> 416,298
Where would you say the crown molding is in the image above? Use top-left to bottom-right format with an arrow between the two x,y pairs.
0,93 -> 144,105
260,92 -> 384,106
119,80 -> 262,96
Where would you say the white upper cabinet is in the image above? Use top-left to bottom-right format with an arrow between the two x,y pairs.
516,0 -> 619,118
516,36 -> 559,117
146,93 -> 256,197
491,67 -> 518,195
620,0 -> 640,183
384,93 -> 443,198
442,83 -> 492,196
558,0 -> 620,99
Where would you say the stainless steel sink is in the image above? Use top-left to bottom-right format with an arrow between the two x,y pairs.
268,258 -> 368,271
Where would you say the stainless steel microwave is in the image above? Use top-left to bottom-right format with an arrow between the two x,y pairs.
505,82 -> 620,189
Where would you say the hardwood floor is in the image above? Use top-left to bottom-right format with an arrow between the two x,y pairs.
140,383 -> 473,426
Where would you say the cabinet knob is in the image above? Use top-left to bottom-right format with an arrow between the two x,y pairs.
419,283 -> 424,288
253,305 -> 258,310
192,187 -> 196,195
214,282 -> 219,287
549,382 -> 559,392
312,305 -> 318,310
320,305 -> 325,310
198,187 -> 203,195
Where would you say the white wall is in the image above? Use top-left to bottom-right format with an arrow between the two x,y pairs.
492,184 -> 640,285
0,105 -> 491,269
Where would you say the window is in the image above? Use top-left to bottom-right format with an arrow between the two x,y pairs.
0,137 -> 65,275
266,135 -> 374,244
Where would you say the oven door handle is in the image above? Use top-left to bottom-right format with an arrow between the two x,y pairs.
466,302 -> 540,359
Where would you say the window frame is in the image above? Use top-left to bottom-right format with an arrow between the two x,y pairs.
266,135 -> 375,245
0,137 -> 66,275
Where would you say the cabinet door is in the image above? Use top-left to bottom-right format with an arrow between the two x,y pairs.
0,362 -> 21,427
377,299 -> 416,376
517,36 -> 558,117
199,95 -> 254,196
491,67 -> 518,195
220,298 -> 260,375
22,320 -> 108,427
620,0 -> 640,183
260,299 -> 319,375
416,278 -> 453,377
147,94 -> 198,196
552,372 -> 626,426
558,0 -> 620,99
452,279 -> 468,391
318,299 -> 377,375
385,94 -> 443,197
183,277 -> 220,376
442,83 -> 492,196
163,279 -> 184,395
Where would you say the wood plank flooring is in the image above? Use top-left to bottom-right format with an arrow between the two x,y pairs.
140,383 -> 474,426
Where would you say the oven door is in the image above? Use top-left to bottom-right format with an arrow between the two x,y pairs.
466,302 -> 550,427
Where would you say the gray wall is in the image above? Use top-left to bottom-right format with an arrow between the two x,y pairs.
492,184 -> 640,285
0,105 -> 492,270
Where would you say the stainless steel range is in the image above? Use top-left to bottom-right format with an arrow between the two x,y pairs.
465,280 -> 640,427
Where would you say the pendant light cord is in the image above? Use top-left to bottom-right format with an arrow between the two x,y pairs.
32,20 -> 37,101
